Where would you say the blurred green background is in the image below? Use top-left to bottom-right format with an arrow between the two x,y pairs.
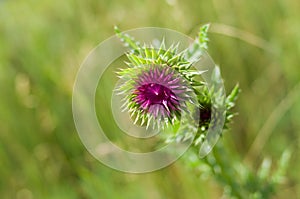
1,0 -> 300,198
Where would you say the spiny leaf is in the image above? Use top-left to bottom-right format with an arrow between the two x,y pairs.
185,24 -> 210,62
226,83 -> 241,109
198,24 -> 210,50
114,26 -> 140,53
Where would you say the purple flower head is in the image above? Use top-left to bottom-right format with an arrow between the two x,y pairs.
118,64 -> 192,128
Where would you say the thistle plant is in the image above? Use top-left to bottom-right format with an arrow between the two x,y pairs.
115,25 -> 290,198
115,25 -> 239,148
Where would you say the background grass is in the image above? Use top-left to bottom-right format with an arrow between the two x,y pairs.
1,0 -> 300,198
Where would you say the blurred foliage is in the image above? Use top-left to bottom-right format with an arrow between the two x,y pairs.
1,0 -> 300,198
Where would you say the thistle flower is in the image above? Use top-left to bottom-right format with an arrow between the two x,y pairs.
118,64 -> 193,129
114,26 -> 204,129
